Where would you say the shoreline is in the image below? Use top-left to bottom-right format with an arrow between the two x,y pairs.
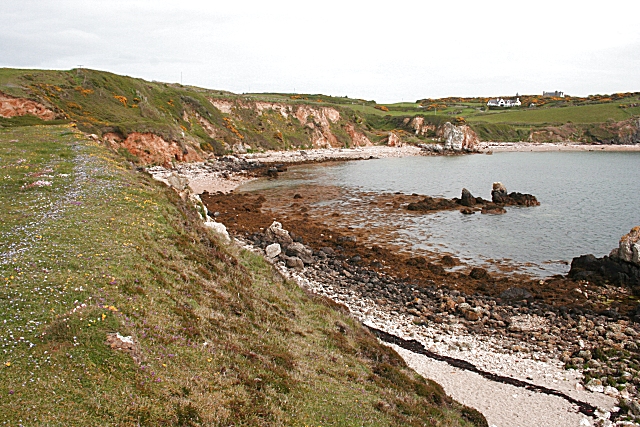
147,142 -> 640,195
478,142 -> 640,153
200,189 -> 640,427
237,233 -> 621,427
150,145 -> 640,426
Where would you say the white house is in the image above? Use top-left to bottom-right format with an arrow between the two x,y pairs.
487,97 -> 521,108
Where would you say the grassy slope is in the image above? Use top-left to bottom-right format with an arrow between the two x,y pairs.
0,69 -> 375,155
1,68 -> 637,149
0,124 -> 485,426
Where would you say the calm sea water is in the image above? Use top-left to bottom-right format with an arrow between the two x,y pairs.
240,152 -> 640,276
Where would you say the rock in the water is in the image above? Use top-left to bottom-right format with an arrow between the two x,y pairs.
490,182 -> 539,207
285,242 -> 315,264
481,204 -> 506,215
499,287 -> 533,301
285,256 -> 304,270
460,207 -> 475,215
505,192 -> 540,207
491,182 -> 508,204
265,221 -> 293,248
265,243 -> 281,258
407,196 -> 457,212
204,220 -> 230,241
460,188 -> 476,207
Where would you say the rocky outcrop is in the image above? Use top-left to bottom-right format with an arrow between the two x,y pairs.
345,123 -> 373,147
0,92 -> 57,120
460,188 -> 476,207
615,226 -> 640,265
437,122 -> 479,151
569,227 -> 640,293
103,132 -> 202,167
409,116 -> 437,137
528,119 -> 640,145
407,184 -> 539,215
491,182 -> 540,207
385,132 -> 402,147
264,221 -> 293,248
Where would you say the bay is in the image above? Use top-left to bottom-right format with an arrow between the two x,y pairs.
239,151 -> 640,276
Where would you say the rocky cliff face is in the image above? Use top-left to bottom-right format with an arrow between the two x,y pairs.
437,122 -> 479,151
104,132 -> 202,167
206,98 -> 369,150
408,116 -> 437,137
0,92 -> 58,120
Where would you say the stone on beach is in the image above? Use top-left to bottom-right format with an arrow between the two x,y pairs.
265,221 -> 293,248
265,243 -> 281,258
285,256 -> 304,270
285,242 -> 315,265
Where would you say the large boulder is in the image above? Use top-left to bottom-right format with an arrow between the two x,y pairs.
568,227 -> 640,294
438,122 -> 479,151
491,182 -> 539,207
265,243 -> 282,259
264,221 -> 293,248
491,182 -> 508,204
285,256 -> 304,270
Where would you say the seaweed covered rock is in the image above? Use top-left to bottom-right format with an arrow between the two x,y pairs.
491,182 -> 539,207
407,196 -> 458,212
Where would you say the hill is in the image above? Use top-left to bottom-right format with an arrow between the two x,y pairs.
2,68 -> 638,167
0,123 -> 487,425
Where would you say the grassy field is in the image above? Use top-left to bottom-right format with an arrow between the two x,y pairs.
466,102 -> 640,124
0,124 -> 485,426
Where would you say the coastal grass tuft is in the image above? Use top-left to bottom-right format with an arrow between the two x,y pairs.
0,124 -> 485,426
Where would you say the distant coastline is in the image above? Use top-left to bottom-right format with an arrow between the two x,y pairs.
477,141 -> 640,152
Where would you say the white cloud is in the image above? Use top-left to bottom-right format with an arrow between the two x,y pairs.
1,0 -> 638,102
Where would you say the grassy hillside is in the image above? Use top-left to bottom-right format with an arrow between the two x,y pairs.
0,124 -> 485,426
1,67 -> 638,156
0,68 -> 381,156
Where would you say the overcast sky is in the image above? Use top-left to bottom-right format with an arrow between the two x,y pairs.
2,1 -> 639,103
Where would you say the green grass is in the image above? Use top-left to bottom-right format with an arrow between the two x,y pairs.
0,125 -> 485,426
2,67 -> 636,152
466,102 -> 639,124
